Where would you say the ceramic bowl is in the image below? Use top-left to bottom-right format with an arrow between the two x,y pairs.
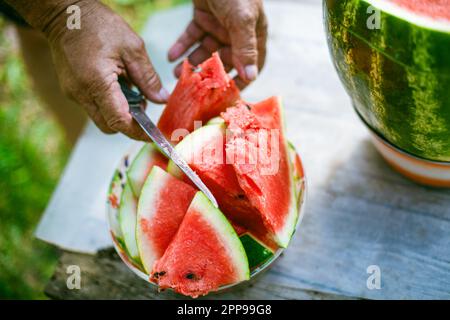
368,125 -> 450,188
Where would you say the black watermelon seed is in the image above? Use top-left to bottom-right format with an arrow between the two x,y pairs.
152,271 -> 166,279
185,273 -> 198,280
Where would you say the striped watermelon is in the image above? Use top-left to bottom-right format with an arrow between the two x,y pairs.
324,0 -> 450,161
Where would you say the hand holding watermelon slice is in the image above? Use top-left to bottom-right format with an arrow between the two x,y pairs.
168,0 -> 268,89
107,53 -> 306,298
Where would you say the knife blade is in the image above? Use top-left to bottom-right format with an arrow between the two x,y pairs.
120,81 -> 219,208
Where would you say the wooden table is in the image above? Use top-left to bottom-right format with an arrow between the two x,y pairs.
40,0 -> 450,299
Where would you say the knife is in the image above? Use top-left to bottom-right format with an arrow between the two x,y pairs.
119,80 -> 219,208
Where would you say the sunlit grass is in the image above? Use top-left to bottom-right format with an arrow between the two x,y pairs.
0,0 -> 187,299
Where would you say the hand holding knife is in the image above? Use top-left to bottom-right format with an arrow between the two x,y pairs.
119,80 -> 219,208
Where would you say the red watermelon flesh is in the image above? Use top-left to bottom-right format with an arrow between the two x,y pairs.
137,166 -> 197,274
230,220 -> 248,236
390,0 -> 450,21
152,192 -> 249,298
158,52 -> 240,143
221,97 -> 298,248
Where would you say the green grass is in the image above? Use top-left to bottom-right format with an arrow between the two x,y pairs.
0,0 -> 187,299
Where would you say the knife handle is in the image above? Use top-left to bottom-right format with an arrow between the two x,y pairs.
119,78 -> 144,107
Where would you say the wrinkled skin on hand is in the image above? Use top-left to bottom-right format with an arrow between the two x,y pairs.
7,0 -> 267,140
41,0 -> 169,140
168,0 -> 267,89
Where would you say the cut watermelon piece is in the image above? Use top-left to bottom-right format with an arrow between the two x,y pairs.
288,142 -> 305,205
221,97 -> 298,248
137,166 -> 197,274
167,123 -> 277,250
152,192 -> 250,298
158,52 -> 240,143
118,182 -> 140,263
107,169 -> 124,241
127,143 -> 167,198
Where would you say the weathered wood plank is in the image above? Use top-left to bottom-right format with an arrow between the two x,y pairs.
45,249 -> 351,300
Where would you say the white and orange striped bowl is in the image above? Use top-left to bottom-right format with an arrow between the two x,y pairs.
368,130 -> 450,188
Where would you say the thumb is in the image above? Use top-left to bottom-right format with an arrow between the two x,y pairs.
122,38 -> 169,103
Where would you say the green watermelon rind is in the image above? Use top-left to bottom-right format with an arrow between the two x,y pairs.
324,0 -> 450,161
107,169 -> 124,241
118,181 -> 141,264
190,192 -> 250,281
136,165 -> 171,274
167,123 -> 226,178
127,143 -> 165,198
239,233 -> 275,269
287,142 -> 304,204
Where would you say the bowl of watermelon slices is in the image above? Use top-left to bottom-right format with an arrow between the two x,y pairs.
106,53 -> 307,298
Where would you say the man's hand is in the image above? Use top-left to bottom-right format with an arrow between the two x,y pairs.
7,0 -> 168,140
168,0 -> 267,89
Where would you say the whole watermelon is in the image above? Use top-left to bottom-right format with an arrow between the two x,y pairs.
324,0 -> 450,161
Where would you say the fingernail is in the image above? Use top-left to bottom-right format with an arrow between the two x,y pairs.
245,65 -> 258,81
168,43 -> 183,61
158,87 -> 170,101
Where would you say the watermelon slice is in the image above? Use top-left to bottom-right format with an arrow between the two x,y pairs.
107,169 -> 124,241
166,123 -> 277,250
288,141 -> 305,206
127,143 -> 167,198
137,166 -> 197,274
151,192 -> 250,298
118,182 -> 140,263
228,220 -> 276,270
158,52 -> 240,143
221,97 -> 298,248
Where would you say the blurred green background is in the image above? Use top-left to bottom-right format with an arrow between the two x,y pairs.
0,0 -> 186,299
